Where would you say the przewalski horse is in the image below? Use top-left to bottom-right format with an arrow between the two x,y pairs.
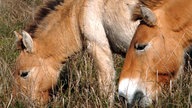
13,0 -> 139,105
118,0 -> 192,107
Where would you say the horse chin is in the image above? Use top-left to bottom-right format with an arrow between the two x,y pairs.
133,95 -> 152,108
31,90 -> 50,105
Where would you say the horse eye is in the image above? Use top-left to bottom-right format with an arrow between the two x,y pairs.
134,43 -> 148,51
20,71 -> 29,78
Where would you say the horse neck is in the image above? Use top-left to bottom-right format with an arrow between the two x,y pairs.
170,0 -> 192,48
32,2 -> 82,69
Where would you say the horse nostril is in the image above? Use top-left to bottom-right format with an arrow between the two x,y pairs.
119,95 -> 126,103
20,71 -> 29,78
119,95 -> 136,108
128,90 -> 144,107
132,91 -> 152,107
119,95 -> 128,108
133,91 -> 144,102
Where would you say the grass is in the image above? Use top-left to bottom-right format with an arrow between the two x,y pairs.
0,0 -> 191,107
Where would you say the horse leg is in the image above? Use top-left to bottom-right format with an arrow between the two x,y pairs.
87,40 -> 116,105
80,0 -> 115,105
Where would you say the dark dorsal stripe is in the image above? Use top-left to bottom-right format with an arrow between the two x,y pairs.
25,0 -> 64,37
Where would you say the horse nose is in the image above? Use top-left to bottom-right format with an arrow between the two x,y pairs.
132,91 -> 144,103
119,90 -> 151,107
131,91 -> 145,107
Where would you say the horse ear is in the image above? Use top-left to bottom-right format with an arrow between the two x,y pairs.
14,31 -> 23,50
140,5 -> 157,26
21,30 -> 34,53
14,31 -> 34,53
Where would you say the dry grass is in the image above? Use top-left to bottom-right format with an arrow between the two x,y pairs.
0,0 -> 191,107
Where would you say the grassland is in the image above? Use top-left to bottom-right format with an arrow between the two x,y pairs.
0,0 -> 191,107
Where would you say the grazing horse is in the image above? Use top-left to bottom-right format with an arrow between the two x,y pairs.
118,0 -> 192,107
13,0 -> 139,105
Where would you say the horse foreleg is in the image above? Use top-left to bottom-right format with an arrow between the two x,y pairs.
80,1 -> 115,105
87,40 -> 116,106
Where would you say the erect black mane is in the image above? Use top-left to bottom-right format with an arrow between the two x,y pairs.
25,0 -> 64,37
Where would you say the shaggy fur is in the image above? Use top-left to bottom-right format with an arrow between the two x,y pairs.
26,0 -> 64,36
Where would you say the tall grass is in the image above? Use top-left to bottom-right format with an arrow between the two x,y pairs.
0,0 -> 191,107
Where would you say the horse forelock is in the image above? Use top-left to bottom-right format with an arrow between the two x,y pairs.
139,0 -> 167,10
25,0 -> 64,37
132,0 -> 167,21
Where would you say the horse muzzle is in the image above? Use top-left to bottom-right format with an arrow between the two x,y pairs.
118,78 -> 152,107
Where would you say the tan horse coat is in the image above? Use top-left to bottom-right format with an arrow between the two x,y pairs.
14,0 -> 139,105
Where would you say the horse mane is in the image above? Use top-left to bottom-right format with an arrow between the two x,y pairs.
139,0 -> 167,10
25,0 -> 64,37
